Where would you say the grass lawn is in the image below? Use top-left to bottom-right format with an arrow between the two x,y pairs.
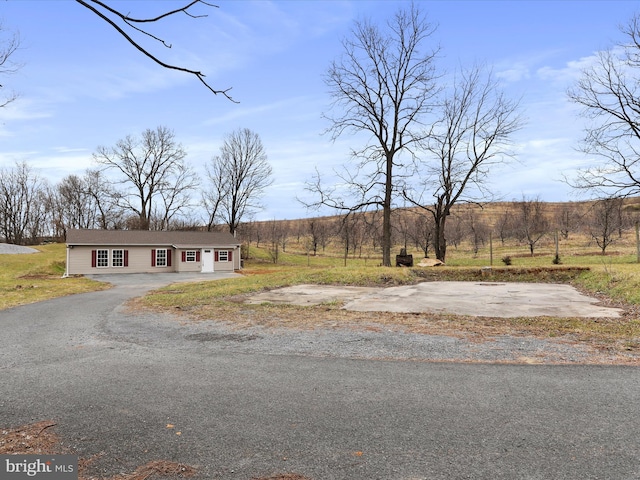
0,243 -> 110,310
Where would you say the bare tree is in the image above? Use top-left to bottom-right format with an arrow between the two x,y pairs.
53,169 -> 121,236
75,0 -> 235,101
266,219 -> 286,264
305,3 -> 439,267
83,169 -> 123,229
204,128 -> 273,236
407,211 -> 434,258
56,174 -> 99,233
495,205 -> 515,245
587,197 -> 626,254
513,196 -> 549,256
0,162 -> 47,245
307,217 -> 331,256
404,66 -> 523,262
568,14 -> 640,197
462,207 -> 490,256
201,157 -> 227,231
0,21 -> 21,108
94,126 -> 198,230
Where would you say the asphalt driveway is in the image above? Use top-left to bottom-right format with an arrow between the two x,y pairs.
1,274 -> 639,479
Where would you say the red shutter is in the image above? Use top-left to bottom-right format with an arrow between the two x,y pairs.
91,250 -> 97,268
196,251 -> 201,262
151,249 -> 156,267
228,250 -> 233,261
215,251 -> 219,262
167,250 -> 172,267
182,251 -> 186,262
124,250 -> 129,267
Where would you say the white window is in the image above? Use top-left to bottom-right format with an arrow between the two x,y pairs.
186,251 -> 196,262
218,250 -> 229,262
97,249 -> 109,268
156,249 -> 167,267
112,249 -> 124,267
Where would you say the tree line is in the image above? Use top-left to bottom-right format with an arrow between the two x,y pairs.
240,196 -> 640,264
0,126 -> 272,245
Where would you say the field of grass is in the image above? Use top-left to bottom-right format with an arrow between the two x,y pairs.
0,243 -> 109,310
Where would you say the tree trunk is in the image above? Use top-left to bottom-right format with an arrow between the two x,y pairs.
382,153 -> 393,267
434,215 -> 447,262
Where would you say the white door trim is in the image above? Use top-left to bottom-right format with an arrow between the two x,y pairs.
201,248 -> 214,272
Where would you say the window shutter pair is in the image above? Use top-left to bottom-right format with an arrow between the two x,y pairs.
91,249 -> 128,267
182,251 -> 202,262
151,249 -> 172,266
212,250 -> 233,262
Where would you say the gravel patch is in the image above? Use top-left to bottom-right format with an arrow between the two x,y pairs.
176,322 -> 618,364
103,307 -> 637,365
0,243 -> 39,254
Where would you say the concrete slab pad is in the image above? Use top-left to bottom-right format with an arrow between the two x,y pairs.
245,284 -> 379,306
246,282 -> 622,318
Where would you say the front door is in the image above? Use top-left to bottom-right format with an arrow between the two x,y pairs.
201,249 -> 214,273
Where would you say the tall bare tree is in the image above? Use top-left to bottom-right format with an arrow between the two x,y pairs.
404,66 -> 523,262
94,126 -> 198,230
202,152 -> 228,231
0,21 -> 21,108
306,3 -> 440,266
568,14 -> 640,197
204,128 -> 273,235
75,0 -> 235,101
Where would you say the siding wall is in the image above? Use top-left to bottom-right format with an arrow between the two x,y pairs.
68,246 -> 176,275
67,245 -> 241,275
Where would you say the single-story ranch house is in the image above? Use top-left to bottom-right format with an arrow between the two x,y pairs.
64,229 -> 242,276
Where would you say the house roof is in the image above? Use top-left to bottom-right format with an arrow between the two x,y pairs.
66,229 -> 241,247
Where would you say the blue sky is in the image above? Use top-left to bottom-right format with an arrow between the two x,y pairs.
0,0 -> 638,221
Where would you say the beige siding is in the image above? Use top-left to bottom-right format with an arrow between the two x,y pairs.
67,244 -> 242,275
67,246 -> 177,275
213,247 -> 240,272
175,249 -> 202,273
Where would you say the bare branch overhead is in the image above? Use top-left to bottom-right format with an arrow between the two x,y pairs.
75,0 -> 237,102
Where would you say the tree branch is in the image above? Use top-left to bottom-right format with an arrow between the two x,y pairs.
75,0 -> 237,102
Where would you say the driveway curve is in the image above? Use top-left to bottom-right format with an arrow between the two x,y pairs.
1,274 -> 639,479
